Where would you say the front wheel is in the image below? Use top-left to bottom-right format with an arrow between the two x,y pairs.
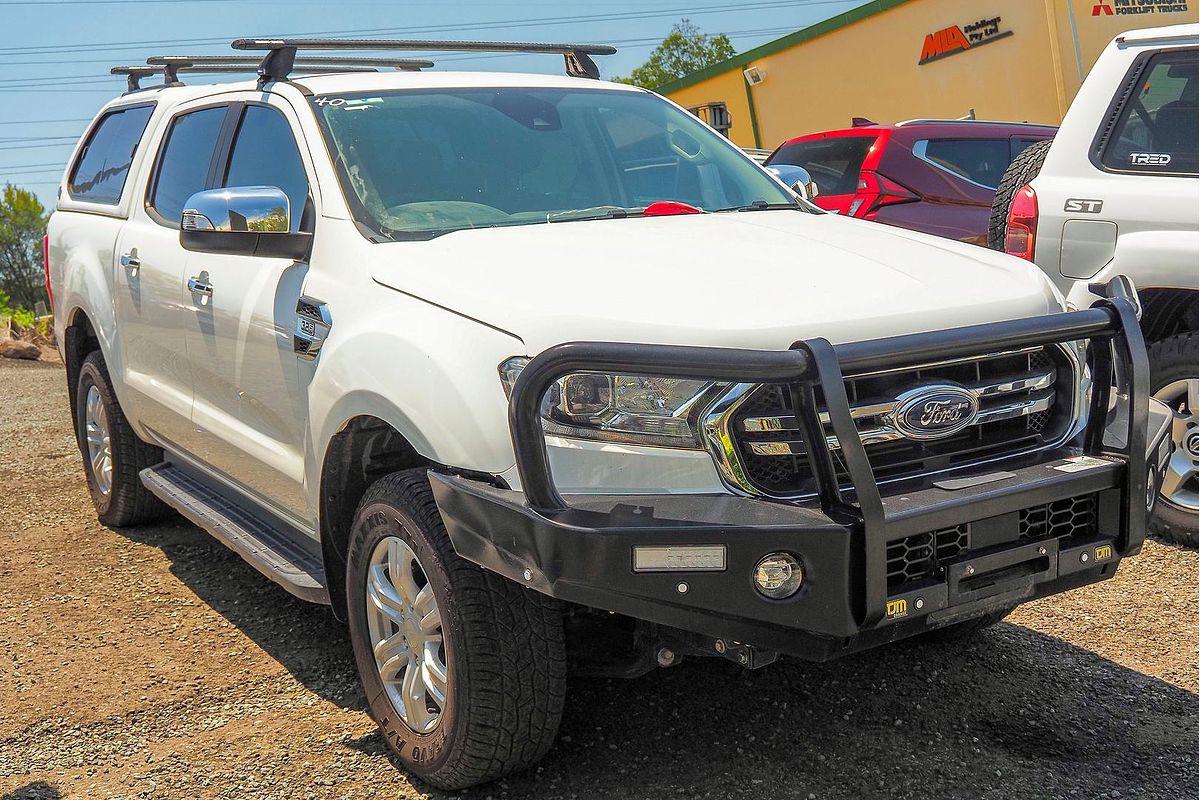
1148,333 -> 1199,548
345,469 -> 567,789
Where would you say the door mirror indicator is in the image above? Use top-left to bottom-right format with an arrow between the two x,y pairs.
180,186 -> 310,259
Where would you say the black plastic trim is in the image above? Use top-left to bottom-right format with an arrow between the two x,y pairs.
180,229 -> 312,260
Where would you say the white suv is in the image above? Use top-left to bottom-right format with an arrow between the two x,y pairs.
991,23 -> 1198,546
48,40 -> 1171,789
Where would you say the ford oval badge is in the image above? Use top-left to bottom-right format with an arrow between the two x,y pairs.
893,385 -> 978,440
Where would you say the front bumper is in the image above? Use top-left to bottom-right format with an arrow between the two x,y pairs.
431,279 -> 1171,660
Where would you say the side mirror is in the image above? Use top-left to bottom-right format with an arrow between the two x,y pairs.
766,164 -> 819,202
180,186 -> 310,260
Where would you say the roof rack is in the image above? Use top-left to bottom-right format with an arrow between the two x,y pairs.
230,37 -> 617,81
893,117 -> 1051,127
113,54 -> 434,92
111,66 -> 167,92
146,54 -> 432,82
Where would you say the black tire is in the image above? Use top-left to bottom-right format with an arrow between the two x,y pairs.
988,139 -> 1054,252
919,609 -> 1011,643
1148,332 -> 1199,548
346,469 -> 566,790
74,351 -> 168,527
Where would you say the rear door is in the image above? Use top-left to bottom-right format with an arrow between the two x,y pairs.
112,100 -> 229,448
181,97 -> 315,521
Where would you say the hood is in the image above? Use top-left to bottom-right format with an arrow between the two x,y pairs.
371,210 -> 1063,354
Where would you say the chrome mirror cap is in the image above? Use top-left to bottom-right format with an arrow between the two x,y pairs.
765,164 -> 819,202
181,186 -> 291,234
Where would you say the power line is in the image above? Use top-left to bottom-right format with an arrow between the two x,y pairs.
0,161 -> 66,170
0,141 -> 77,150
0,24 -> 802,86
0,117 -> 93,125
0,0 -> 858,57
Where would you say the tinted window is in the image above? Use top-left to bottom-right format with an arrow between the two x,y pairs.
919,138 -> 1009,188
149,106 -> 226,225
1101,48 -> 1198,176
67,105 -> 154,204
224,106 -> 309,231
311,88 -> 794,239
1011,137 -> 1046,160
767,136 -> 877,195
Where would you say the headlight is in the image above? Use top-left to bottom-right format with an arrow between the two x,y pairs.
499,357 -> 716,448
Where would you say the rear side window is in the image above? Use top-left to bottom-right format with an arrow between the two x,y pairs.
223,106 -> 309,232
916,138 -> 1009,189
767,136 -> 876,195
1099,47 -> 1198,176
67,104 -> 154,204
148,106 -> 227,225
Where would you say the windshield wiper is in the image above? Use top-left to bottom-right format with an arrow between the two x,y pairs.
713,200 -> 801,213
546,205 -> 642,223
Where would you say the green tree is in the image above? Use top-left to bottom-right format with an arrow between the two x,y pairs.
615,19 -> 736,89
0,185 -> 48,312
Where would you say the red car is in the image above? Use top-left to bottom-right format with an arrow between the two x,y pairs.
764,117 -> 1057,246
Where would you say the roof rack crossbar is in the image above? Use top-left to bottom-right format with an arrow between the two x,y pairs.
146,54 -> 433,71
111,65 -> 167,92
231,37 -> 616,81
177,64 -> 380,74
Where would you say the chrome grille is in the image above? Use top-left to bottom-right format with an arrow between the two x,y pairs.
719,346 -> 1076,498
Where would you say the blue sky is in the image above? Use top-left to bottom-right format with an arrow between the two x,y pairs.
0,0 -> 869,207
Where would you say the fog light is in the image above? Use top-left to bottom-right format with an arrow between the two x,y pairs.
753,553 -> 803,599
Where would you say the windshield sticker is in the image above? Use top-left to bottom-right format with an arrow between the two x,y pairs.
1130,152 -> 1172,166
314,96 -> 384,111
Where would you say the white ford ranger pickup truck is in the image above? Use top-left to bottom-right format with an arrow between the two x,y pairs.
47,39 -> 1173,789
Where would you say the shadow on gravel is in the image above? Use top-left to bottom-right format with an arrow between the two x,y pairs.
1,782 -> 62,800
110,517 -> 363,711
115,516 -> 1198,800
351,624 -> 1197,800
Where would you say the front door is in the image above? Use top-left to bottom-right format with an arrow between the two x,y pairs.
181,99 -> 315,521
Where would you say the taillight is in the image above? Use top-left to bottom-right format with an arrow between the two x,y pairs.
848,171 -> 918,218
1004,185 -> 1038,261
42,233 -> 53,311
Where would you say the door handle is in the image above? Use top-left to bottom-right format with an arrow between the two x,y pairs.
187,276 -> 213,296
120,252 -> 140,270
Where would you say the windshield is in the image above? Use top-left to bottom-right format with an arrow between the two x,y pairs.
310,87 -> 799,240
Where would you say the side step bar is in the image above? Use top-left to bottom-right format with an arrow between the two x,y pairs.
140,463 -> 329,604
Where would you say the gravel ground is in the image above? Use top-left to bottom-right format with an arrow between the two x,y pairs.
1,355 -> 1197,800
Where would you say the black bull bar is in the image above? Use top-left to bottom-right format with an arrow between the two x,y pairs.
435,278 -> 1151,636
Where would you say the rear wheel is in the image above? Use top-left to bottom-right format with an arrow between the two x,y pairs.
74,352 -> 168,527
988,139 -> 1053,252
346,469 -> 567,789
1148,333 -> 1199,548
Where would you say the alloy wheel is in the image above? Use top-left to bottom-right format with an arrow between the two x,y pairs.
1153,378 -> 1199,512
84,385 -> 113,497
365,536 -> 449,734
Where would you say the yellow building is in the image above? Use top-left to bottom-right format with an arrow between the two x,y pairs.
660,0 -> 1198,149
